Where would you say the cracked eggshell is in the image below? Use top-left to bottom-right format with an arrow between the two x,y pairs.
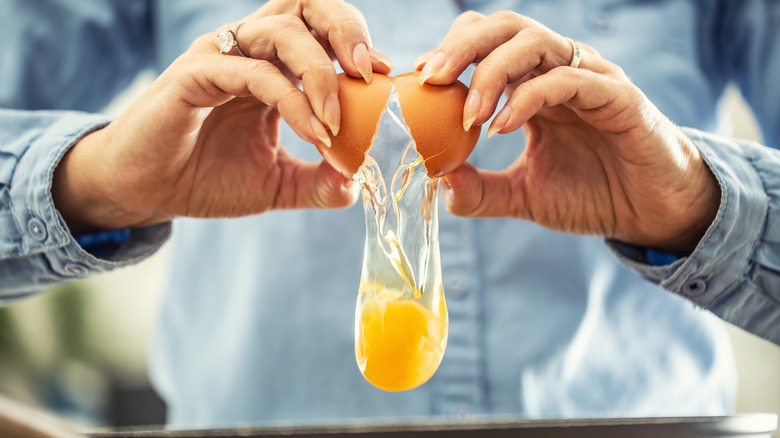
320,72 -> 481,178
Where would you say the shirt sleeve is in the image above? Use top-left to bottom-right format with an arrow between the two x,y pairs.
0,1 -> 166,300
0,109 -> 170,300
608,127 -> 780,345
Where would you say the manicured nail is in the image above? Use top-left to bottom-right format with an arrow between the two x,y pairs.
370,50 -> 394,72
352,43 -> 373,84
487,106 -> 512,138
462,89 -> 481,131
323,93 -> 341,136
413,51 -> 434,70
310,114 -> 332,148
419,51 -> 447,85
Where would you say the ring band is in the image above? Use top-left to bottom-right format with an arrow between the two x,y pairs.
567,37 -> 582,68
217,22 -> 247,57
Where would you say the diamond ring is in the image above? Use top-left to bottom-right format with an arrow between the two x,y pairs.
217,22 -> 247,57
566,37 -> 582,68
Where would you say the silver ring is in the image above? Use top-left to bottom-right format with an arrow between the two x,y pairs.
567,37 -> 582,68
217,22 -> 247,57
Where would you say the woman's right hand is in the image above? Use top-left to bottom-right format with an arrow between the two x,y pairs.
53,0 -> 392,234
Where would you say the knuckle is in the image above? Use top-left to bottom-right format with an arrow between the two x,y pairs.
273,13 -> 307,32
490,9 -> 523,24
551,65 -> 583,86
276,85 -> 303,106
473,62 -> 508,87
517,77 -> 543,98
308,63 -> 336,76
521,25 -> 548,43
301,63 -> 337,88
457,10 -> 487,23
608,63 -> 628,79
333,15 -> 369,39
246,59 -> 277,78
344,2 -> 364,18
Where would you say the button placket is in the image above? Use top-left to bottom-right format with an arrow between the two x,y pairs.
445,272 -> 470,299
434,215 -> 486,415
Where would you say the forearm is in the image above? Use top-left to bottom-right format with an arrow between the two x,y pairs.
51,126 -> 163,235
0,109 -> 169,298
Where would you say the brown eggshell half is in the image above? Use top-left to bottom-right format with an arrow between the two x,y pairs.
393,71 -> 481,177
319,74 -> 392,177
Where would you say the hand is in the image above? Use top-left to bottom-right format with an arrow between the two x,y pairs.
52,0 -> 393,234
415,11 -> 720,254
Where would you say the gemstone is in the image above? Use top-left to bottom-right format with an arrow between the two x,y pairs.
218,29 -> 235,53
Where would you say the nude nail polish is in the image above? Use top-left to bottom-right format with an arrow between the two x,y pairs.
419,52 -> 447,85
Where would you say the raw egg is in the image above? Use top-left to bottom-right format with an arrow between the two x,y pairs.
317,71 -> 481,178
322,71 -> 469,392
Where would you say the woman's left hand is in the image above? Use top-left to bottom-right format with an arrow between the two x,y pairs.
416,11 -> 720,254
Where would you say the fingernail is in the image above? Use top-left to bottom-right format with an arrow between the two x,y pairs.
323,93 -> 341,136
419,51 -> 447,85
310,114 -> 332,148
463,89 -> 481,131
370,50 -> 394,72
413,51 -> 434,70
487,106 -> 512,139
352,43 -> 373,84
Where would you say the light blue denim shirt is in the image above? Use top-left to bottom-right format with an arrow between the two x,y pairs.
2,0 -> 779,429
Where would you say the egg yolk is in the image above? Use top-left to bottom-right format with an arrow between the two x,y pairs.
355,290 -> 447,392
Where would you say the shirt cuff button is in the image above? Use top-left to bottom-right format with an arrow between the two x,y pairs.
27,217 -> 48,242
64,262 -> 89,277
682,278 -> 707,297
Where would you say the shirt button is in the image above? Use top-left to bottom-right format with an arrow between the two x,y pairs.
27,217 -> 48,241
682,278 -> 707,297
64,262 -> 89,277
445,273 -> 469,299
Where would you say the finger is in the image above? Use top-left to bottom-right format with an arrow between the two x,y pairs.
297,11 -> 393,74
441,162 -> 523,218
275,159 -> 360,210
287,0 -> 376,83
465,30 -> 614,129
486,66 -> 638,138
449,9 -> 489,32
413,10 -> 486,69
175,48 -> 332,148
226,16 -> 341,136
419,11 -> 537,86
370,48 -> 394,74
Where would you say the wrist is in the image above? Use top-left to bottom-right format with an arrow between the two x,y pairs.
648,134 -> 721,255
52,128 -> 157,234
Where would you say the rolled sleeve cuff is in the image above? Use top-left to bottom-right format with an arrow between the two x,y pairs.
608,127 -> 779,342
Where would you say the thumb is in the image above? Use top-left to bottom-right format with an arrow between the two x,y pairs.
441,162 -> 516,218
294,160 -> 360,209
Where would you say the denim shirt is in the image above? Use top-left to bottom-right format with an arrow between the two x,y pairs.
1,0 -> 779,429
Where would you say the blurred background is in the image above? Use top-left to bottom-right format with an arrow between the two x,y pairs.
0,72 -> 778,434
